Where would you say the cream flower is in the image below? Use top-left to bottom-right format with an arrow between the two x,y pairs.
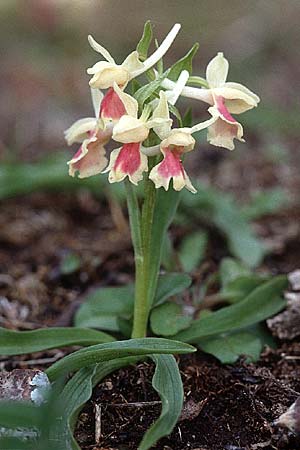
160,53 -> 259,150
65,89 -> 112,178
87,24 -> 181,89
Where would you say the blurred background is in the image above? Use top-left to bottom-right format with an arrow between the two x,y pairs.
1,0 -> 299,170
0,0 -> 300,309
0,5 -> 300,446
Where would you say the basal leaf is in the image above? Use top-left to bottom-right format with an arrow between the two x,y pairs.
74,285 -> 134,331
138,355 -> 183,450
179,231 -> 208,272
220,257 -> 251,287
0,327 -> 115,356
154,273 -> 192,306
150,302 -> 192,336
46,338 -> 195,380
172,275 -> 288,342
198,331 -> 262,364
220,275 -> 268,303
168,43 -> 199,81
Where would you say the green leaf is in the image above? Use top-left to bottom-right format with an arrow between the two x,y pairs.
60,252 -> 81,275
220,257 -> 251,287
220,275 -> 268,303
60,356 -> 142,450
136,20 -> 153,61
138,355 -> 183,450
150,302 -> 192,336
147,189 -> 181,308
180,183 -> 266,268
134,69 -> 170,108
168,43 -> 199,81
160,233 -> 176,271
199,331 -> 262,364
46,338 -> 196,381
74,285 -> 134,331
241,189 -> 287,220
179,231 -> 208,272
154,273 -> 192,306
0,327 -> 115,356
182,107 -> 193,127
219,257 -> 267,303
172,275 -> 288,342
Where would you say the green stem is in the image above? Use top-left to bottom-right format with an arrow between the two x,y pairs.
125,181 -> 147,338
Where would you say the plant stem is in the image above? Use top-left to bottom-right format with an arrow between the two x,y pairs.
125,181 -> 147,338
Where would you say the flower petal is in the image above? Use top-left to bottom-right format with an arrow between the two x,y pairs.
91,88 -> 103,118
149,148 -> 196,193
64,117 -> 97,145
87,61 -> 129,89
100,87 -> 126,121
113,83 -> 138,117
104,142 -> 148,185
150,90 -> 172,139
161,129 -> 195,153
131,23 -> 181,78
206,52 -> 229,88
88,35 -> 115,64
165,70 -> 189,106
213,85 -> 259,114
121,51 -> 144,72
113,115 -> 149,143
208,102 -> 244,151
68,137 -> 108,178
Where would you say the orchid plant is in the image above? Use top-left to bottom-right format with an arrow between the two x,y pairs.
48,21 -> 271,449
54,21 -> 267,449
65,22 -> 260,340
0,21 -> 291,450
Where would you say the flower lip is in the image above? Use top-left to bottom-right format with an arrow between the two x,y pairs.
161,129 -> 196,153
113,115 -> 149,144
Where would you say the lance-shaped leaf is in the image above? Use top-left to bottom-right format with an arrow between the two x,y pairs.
147,189 -> 182,309
59,356 -> 142,450
46,338 -> 195,380
172,275 -> 288,342
168,43 -> 199,81
138,354 -> 184,450
0,327 -> 115,356
134,69 -> 170,108
137,21 -> 153,61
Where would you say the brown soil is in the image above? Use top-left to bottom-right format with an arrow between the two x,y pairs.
1,141 -> 300,449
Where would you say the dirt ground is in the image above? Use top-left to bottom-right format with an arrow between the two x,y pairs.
0,141 -> 300,449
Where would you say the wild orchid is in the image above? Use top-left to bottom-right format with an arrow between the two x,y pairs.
62,22 -> 261,450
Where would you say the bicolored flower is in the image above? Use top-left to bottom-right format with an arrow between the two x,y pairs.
104,85 -> 171,185
149,117 -> 216,193
161,53 -> 259,150
87,24 -> 180,123
65,89 -> 112,178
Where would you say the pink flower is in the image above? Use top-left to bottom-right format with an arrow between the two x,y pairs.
148,116 -> 215,193
104,85 -> 171,185
65,89 -> 112,178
